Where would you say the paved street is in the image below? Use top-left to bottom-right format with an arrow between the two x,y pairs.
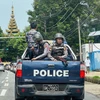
0,71 -> 100,100
85,82 -> 100,98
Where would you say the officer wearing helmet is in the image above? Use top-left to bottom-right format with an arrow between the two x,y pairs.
26,21 -> 42,59
31,33 -> 49,60
48,33 -> 68,61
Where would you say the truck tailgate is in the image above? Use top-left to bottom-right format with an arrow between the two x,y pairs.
21,61 -> 83,84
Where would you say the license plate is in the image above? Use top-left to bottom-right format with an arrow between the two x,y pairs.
43,84 -> 59,91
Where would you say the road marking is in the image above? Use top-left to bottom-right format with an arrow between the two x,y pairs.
4,83 -> 9,87
0,89 -> 7,96
1,81 -> 4,83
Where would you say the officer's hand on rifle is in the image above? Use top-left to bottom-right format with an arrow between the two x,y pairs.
58,56 -> 62,59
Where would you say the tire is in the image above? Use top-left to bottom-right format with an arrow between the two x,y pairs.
72,89 -> 84,100
27,97 -> 34,100
72,98 -> 83,100
72,97 -> 83,100
15,87 -> 24,100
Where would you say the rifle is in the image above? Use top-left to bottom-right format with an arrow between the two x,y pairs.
54,56 -> 68,66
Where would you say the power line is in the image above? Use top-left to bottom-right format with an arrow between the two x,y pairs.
47,9 -> 93,38
61,3 -> 79,24
46,1 -> 93,30
47,3 -> 80,29
36,0 -> 76,31
66,28 -> 78,38
46,7 -> 71,29
37,7 -> 71,30
65,9 -> 95,38
39,0 -> 73,19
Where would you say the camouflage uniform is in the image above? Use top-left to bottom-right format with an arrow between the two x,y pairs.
32,33 -> 49,60
48,43 -> 68,61
48,33 -> 68,61
26,29 -> 41,48
26,29 -> 41,59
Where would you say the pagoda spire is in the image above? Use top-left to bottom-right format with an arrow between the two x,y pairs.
6,5 -> 20,35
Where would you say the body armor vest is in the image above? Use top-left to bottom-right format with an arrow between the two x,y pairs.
34,42 -> 48,58
51,43 -> 64,57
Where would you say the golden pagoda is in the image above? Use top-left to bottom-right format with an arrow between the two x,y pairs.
6,6 -> 19,34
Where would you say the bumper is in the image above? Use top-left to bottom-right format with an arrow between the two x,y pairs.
0,68 -> 4,71
16,84 -> 84,97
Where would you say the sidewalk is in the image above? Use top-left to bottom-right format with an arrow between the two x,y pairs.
86,71 -> 100,77
85,72 -> 100,98
85,82 -> 100,98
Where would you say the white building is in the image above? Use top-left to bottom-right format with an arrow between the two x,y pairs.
82,43 -> 100,61
82,31 -> 100,61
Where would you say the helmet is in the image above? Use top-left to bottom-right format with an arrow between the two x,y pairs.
54,33 -> 64,40
34,33 -> 43,42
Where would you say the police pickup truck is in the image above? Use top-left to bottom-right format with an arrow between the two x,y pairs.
15,41 -> 85,100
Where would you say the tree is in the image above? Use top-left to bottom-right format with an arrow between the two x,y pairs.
27,0 -> 100,51
0,27 -> 3,37
0,27 -> 3,33
0,33 -> 27,61
23,26 -> 30,33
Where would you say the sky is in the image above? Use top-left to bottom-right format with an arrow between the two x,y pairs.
0,0 -> 33,33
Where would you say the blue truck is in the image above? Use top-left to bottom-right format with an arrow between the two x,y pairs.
15,43 -> 85,100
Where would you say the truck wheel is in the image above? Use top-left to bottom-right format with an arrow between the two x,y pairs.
72,97 -> 83,100
72,91 -> 84,100
15,98 -> 24,100
15,88 -> 24,100
72,99 -> 83,100
27,97 -> 34,100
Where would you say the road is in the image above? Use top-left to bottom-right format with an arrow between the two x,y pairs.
0,71 -> 100,100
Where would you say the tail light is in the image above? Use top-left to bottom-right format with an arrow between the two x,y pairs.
80,64 -> 85,78
16,62 -> 22,78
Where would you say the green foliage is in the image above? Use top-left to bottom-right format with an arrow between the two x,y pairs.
23,26 -> 30,33
1,0 -> 100,61
0,27 -> 3,37
0,27 -> 3,34
0,32 -> 27,61
93,76 -> 100,79
27,0 -> 100,52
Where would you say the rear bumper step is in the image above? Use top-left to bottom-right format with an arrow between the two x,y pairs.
17,84 -> 84,97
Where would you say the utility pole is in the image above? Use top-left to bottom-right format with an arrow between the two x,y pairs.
44,20 -> 47,33
77,17 -> 82,61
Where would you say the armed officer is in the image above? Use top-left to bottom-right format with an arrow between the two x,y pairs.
48,33 -> 68,61
32,33 -> 49,60
26,21 -> 42,59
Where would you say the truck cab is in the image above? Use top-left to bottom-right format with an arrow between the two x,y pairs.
15,40 -> 85,100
